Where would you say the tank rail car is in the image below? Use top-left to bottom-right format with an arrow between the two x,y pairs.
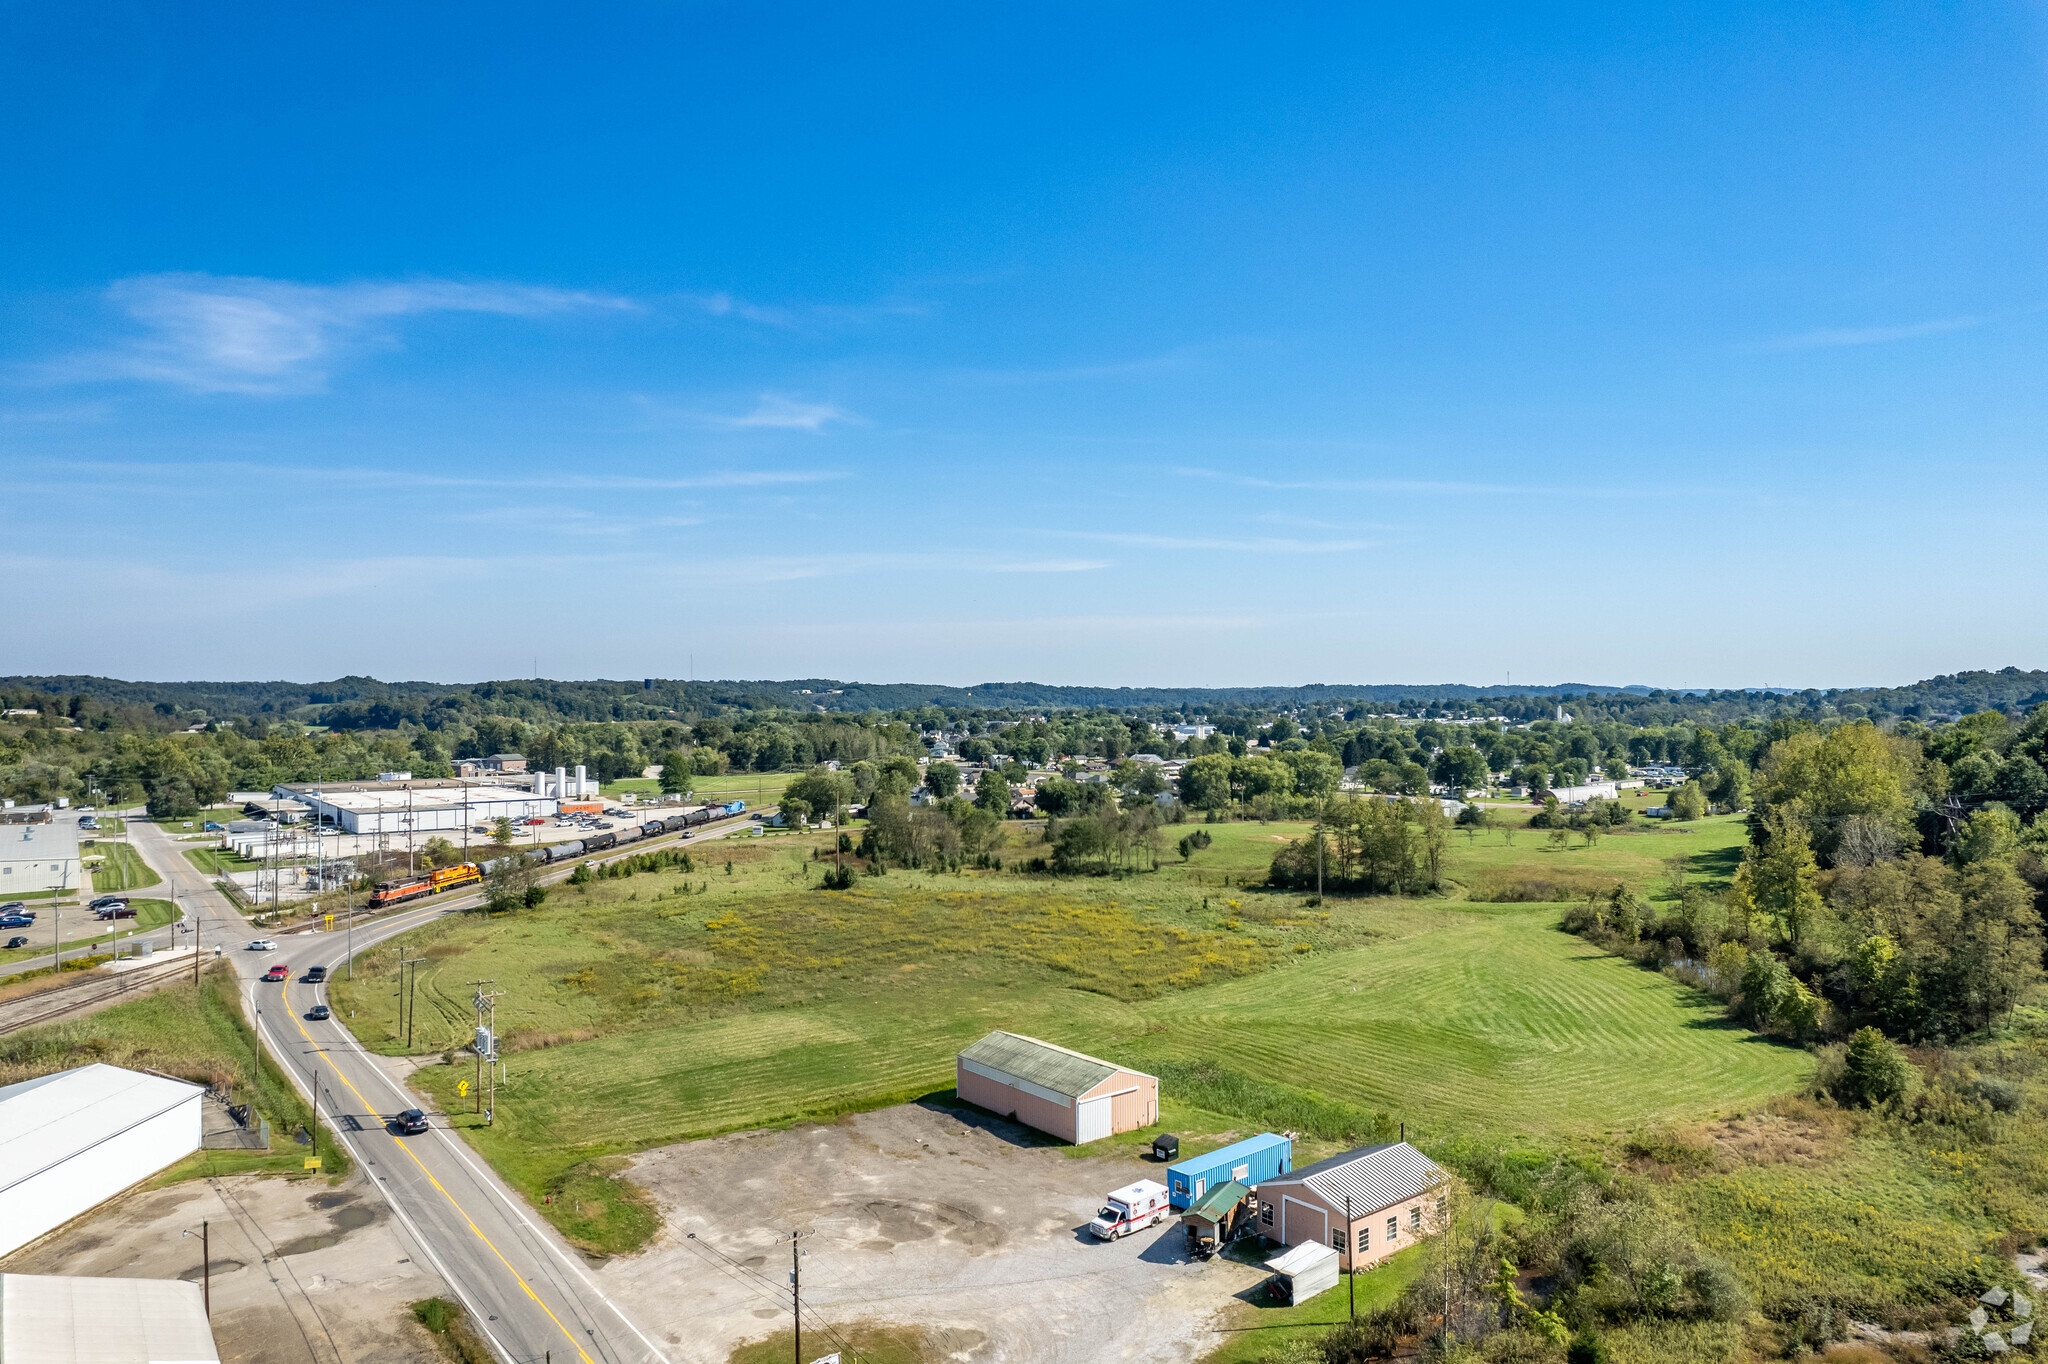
478,801 -> 748,874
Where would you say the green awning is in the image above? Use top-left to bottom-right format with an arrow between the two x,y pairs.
1185,1180 -> 1249,1221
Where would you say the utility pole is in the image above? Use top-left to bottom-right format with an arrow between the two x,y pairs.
777,1229 -> 813,1364
190,891 -> 200,987
344,879 -> 353,980
468,979 -> 502,1118
1346,1193 -> 1354,1320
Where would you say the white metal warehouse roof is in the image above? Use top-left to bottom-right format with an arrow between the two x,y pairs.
0,1064 -> 204,1198
957,1031 -> 1151,1099
0,1273 -> 219,1363
1257,1141 -> 1445,1214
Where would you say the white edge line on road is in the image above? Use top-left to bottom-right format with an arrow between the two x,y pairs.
313,876 -> 681,1363
245,971 -> 522,1364
187,817 -> 751,1364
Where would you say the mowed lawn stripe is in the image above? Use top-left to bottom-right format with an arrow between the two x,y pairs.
1142,906 -> 1808,1133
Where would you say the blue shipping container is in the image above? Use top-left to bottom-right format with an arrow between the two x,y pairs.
1166,1133 -> 1292,1210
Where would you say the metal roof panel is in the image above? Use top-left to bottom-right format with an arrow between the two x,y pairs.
957,1031 -> 1132,1098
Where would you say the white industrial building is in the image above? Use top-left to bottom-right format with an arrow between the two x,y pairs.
0,1064 -> 204,1258
0,1274 -> 220,1363
0,820 -> 80,895
275,765 -> 597,835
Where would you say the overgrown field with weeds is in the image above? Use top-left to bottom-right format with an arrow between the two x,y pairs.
330,823 -> 1811,1254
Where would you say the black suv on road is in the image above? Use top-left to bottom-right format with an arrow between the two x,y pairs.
305,965 -> 328,983
396,1109 -> 430,1134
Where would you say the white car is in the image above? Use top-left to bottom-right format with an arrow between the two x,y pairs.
245,939 -> 277,952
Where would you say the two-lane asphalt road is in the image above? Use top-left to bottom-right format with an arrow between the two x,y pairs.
258,906 -> 669,1364
108,812 -> 767,1363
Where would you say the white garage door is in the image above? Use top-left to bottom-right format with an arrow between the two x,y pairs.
1075,1094 -> 1111,1143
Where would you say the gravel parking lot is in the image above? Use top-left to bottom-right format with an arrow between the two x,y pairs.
607,1100 -> 1266,1363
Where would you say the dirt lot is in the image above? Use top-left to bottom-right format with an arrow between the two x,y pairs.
607,1101 -> 1268,1363
0,1169 -> 448,1363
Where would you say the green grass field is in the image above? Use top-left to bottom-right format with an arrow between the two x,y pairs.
86,840 -> 162,892
184,846 -> 259,874
602,771 -> 795,803
332,817 -> 1807,1251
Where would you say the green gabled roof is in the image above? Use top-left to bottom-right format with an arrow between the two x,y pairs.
958,1031 -> 1140,1098
1187,1179 -> 1250,1220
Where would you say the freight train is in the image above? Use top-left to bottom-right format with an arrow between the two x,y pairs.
480,800 -> 748,872
368,861 -> 485,908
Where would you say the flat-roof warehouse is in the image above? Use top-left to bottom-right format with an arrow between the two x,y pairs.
0,1064 -> 204,1258
275,779 -> 554,834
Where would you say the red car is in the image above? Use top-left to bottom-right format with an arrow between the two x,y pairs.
263,964 -> 289,982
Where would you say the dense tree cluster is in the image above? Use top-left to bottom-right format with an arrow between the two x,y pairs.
1554,710 -> 2048,1052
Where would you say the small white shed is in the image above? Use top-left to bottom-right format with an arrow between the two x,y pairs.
1266,1239 -> 1341,1305
0,1064 -> 204,1258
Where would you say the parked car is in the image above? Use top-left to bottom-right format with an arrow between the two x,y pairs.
89,895 -> 124,910
523,817 -> 546,826
0,902 -> 24,914
262,964 -> 289,982
96,904 -> 137,920
396,1109 -> 430,1135
203,821 -> 225,831
305,965 -> 328,983
4,936 -> 27,949
306,1004 -> 331,1021
0,915 -> 33,930
471,824 -> 491,834
246,939 -> 277,952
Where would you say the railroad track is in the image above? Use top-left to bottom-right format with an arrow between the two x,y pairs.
0,955 -> 199,1034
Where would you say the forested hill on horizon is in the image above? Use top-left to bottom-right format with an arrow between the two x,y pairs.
2,667 -> 2045,729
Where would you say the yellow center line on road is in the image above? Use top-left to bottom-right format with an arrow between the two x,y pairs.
282,981 -> 597,1364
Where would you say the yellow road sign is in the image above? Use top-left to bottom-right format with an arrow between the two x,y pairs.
303,1157 -> 322,1170
324,914 -> 334,929
458,1080 -> 470,1097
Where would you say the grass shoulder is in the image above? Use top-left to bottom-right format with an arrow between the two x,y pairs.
0,964 -> 350,1180
87,839 -> 162,892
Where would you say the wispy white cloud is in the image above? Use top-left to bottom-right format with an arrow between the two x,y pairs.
1171,467 -> 1719,499
707,395 -> 860,432
983,558 -> 1114,573
691,551 -> 1111,584
1173,467 -> 1526,495
445,506 -> 708,535
1052,529 -> 1375,553
57,273 -> 635,395
1753,315 -> 1984,351
24,458 -> 845,493
955,346 -> 1203,385
685,291 -> 928,329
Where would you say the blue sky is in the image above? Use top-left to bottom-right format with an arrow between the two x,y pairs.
3,3 -> 2044,688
